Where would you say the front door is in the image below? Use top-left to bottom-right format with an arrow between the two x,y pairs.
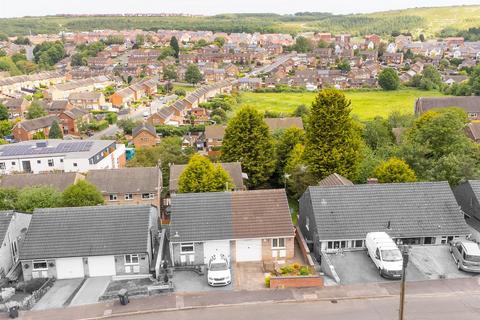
21,160 -> 31,173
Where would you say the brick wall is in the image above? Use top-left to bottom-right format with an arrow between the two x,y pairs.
133,131 -> 157,148
261,237 -> 295,261
269,275 -> 324,289
114,253 -> 150,275
103,193 -> 159,207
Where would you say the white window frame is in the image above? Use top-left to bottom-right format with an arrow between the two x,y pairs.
124,254 -> 139,265
272,238 -> 286,249
142,193 -> 154,200
124,193 -> 133,200
109,194 -> 118,201
47,159 -> 54,167
0,162 -> 5,170
32,260 -> 48,271
180,243 -> 195,254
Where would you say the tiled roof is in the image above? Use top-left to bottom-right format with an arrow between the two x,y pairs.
0,211 -> 13,243
264,117 -> 304,131
68,91 -> 102,100
170,189 -> 293,242
86,167 -> 161,194
132,123 -> 156,137
62,107 -> 89,119
204,125 -> 226,140
318,173 -> 353,187
169,162 -> 245,192
303,182 -> 469,241
20,205 -> 153,260
415,96 -> 480,114
0,172 -> 79,191
16,115 -> 59,132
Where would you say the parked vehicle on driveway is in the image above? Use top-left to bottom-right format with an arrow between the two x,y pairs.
207,254 -> 231,287
366,232 -> 403,279
449,239 -> 480,273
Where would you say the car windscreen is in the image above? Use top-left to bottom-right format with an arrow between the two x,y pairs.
381,249 -> 403,262
465,254 -> 480,262
209,262 -> 228,271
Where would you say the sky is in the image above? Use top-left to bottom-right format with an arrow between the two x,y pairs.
1,0 -> 479,18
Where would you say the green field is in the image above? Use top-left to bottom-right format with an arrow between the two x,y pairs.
238,89 -> 445,120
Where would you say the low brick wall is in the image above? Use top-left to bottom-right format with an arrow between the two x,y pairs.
269,275 -> 324,289
295,227 -> 315,268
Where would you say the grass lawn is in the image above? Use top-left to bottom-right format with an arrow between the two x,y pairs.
238,89 -> 445,121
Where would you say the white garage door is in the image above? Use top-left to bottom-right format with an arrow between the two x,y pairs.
56,257 -> 85,279
88,256 -> 116,277
204,240 -> 231,264
236,239 -> 262,262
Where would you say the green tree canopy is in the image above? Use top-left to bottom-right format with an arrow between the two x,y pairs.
178,154 -> 233,193
48,120 -> 63,139
26,101 -> 47,119
378,68 -> 400,90
362,117 -> 395,150
221,106 -> 276,188
16,186 -> 63,213
274,127 -> 305,184
162,64 -> 177,81
0,188 -> 19,210
170,36 -> 180,58
0,103 -> 8,121
293,36 -> 312,53
304,88 -> 364,182
185,64 -> 203,85
373,157 -> 417,183
62,180 -> 104,207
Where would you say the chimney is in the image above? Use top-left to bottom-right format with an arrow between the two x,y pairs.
367,178 -> 378,184
387,221 -> 391,229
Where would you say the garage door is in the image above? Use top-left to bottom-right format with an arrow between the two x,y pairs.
236,239 -> 262,262
88,256 -> 116,277
56,257 -> 85,279
204,240 -> 230,264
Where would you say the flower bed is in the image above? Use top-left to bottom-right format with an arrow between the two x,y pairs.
265,263 -> 323,289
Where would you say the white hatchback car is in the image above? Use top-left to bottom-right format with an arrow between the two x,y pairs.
207,255 -> 231,287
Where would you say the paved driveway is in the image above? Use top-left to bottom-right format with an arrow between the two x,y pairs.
70,276 -> 111,306
33,278 -> 83,310
233,262 -> 268,290
173,270 -> 234,293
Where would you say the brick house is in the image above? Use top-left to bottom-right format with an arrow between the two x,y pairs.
58,107 -> 90,135
12,115 -> 61,141
169,189 -> 294,266
68,92 -> 106,110
19,205 -> 159,280
3,98 -> 30,119
132,123 -> 158,148
110,88 -> 135,107
86,167 -> 162,208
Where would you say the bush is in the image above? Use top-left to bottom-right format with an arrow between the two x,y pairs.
17,278 -> 49,294
174,88 -> 186,96
299,266 -> 310,276
88,120 -> 109,131
264,275 -> 271,288
280,265 -> 294,275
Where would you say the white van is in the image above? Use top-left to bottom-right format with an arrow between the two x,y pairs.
366,232 -> 403,279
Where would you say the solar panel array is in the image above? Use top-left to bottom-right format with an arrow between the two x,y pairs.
0,141 -> 94,157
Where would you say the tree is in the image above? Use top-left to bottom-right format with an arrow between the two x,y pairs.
469,65 -> 480,96
0,103 -> 8,121
135,34 -> 145,47
62,180 -> 104,207
362,117 -> 394,150
303,89 -> 364,182
284,144 -> 316,199
13,36 -> 31,45
0,188 -> 19,210
419,65 -> 442,90
162,64 -> 177,81
48,120 -> 63,139
213,37 -> 226,47
292,104 -> 310,118
293,36 -> 312,53
71,53 -> 87,66
178,154 -> 233,193
16,186 -> 63,213
174,88 -> 186,97
274,127 -> 305,184
170,36 -> 180,58
373,158 -> 416,183
221,106 -> 276,188
26,101 -> 47,119
378,68 -> 400,91
0,120 -> 12,138
185,64 -> 203,85
117,118 -> 141,134
337,59 -> 351,72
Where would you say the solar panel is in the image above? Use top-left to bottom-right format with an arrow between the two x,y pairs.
0,141 -> 95,157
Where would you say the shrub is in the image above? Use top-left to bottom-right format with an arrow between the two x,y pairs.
299,266 -> 310,276
280,265 -> 294,275
17,278 -> 49,294
264,275 -> 271,288
292,263 -> 301,270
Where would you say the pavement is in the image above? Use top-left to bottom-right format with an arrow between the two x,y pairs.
11,277 -> 480,320
70,276 -> 112,306
32,278 -> 84,311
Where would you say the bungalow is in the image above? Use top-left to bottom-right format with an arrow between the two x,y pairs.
12,115 -> 61,141
132,123 -> 158,148
299,182 -> 470,259
86,167 -> 161,208
0,211 -> 32,279
0,171 -> 83,191
20,205 -> 159,280
58,107 -> 90,135
169,189 -> 294,266
168,162 -> 245,195
415,96 -> 480,120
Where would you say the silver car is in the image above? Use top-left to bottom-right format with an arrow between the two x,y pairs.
449,239 -> 480,273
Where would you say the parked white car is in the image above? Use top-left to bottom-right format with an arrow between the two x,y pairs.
449,239 -> 480,273
366,232 -> 403,279
207,254 -> 231,287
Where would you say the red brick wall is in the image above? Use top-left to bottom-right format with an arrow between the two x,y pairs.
269,276 -> 324,289
132,131 -> 157,148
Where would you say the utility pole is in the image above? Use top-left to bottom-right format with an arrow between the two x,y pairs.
399,245 -> 409,320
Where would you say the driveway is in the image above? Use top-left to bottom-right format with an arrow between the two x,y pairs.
233,262 -> 268,290
70,276 -> 111,306
173,270 -> 234,293
33,278 -> 83,310
328,250 -> 426,285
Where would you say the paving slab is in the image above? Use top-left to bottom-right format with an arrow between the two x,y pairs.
33,278 -> 84,311
70,276 -> 112,306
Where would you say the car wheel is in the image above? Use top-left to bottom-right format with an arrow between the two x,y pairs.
449,247 -> 452,253
457,261 -> 461,270
378,268 -> 382,276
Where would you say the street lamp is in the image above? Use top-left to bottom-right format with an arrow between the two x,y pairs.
399,245 -> 410,320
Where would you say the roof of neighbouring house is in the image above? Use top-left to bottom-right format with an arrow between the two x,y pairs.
0,211 -> 14,242
169,162 -> 245,192
19,205 -> 154,260
415,96 -> 480,114
15,115 -> 59,132
466,122 -> 480,141
48,100 -> 70,112
62,107 -> 89,119
318,173 -> 353,187
169,189 -> 293,242
204,125 -> 226,140
264,117 -> 304,131
0,172 -> 80,191
303,182 -> 469,241
132,123 -> 156,138
68,91 -> 102,100
86,167 -> 161,194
